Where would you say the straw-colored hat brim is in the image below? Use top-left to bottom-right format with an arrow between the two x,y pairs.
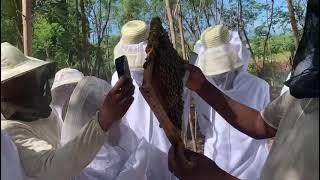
121,20 -> 149,44
201,25 -> 231,48
199,45 -> 243,76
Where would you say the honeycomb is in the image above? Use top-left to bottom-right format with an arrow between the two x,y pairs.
144,17 -> 186,130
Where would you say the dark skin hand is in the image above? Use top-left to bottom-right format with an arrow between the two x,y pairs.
168,143 -> 238,180
98,77 -> 135,131
185,64 -> 277,139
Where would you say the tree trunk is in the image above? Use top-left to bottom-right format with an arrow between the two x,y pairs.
164,0 -> 176,49
262,0 -> 274,77
22,0 -> 32,56
178,3 -> 186,59
75,0 -> 82,71
287,0 -> 300,50
11,0 -> 23,49
79,0 -> 90,74
238,0 -> 258,68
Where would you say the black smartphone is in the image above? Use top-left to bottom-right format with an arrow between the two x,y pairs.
189,52 -> 198,65
115,55 -> 131,78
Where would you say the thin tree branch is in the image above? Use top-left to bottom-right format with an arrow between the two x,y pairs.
263,0 -> 274,68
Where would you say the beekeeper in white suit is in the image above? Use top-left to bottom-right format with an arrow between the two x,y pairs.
61,76 -> 148,180
192,25 -> 270,180
1,42 -> 134,180
50,68 -> 84,132
111,20 -> 189,180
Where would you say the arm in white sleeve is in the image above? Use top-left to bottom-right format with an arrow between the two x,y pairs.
1,115 -> 105,180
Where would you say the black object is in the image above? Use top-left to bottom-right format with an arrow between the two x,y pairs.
189,52 -> 198,65
115,55 -> 131,78
284,0 -> 319,98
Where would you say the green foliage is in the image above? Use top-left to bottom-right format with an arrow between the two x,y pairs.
1,0 -> 21,46
247,63 -> 258,75
251,34 -> 295,59
1,0 -> 305,82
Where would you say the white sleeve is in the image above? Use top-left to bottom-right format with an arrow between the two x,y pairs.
2,116 -> 105,180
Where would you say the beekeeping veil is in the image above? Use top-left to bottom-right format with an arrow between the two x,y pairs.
1,42 -> 55,121
61,76 -> 111,145
50,68 -> 84,127
229,31 -> 251,71
284,0 -> 319,99
196,25 -> 242,90
193,25 -> 270,180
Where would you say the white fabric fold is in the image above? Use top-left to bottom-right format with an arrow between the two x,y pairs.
50,68 -> 83,129
1,130 -> 26,180
61,76 -> 111,145
76,121 -> 149,180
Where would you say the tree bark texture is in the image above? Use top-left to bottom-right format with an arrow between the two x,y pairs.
165,0 -> 176,49
287,0 -> 300,50
22,0 -> 32,56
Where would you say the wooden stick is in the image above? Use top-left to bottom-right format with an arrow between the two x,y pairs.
194,110 -> 198,151
189,113 -> 197,152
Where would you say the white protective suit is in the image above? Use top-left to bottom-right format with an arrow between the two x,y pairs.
50,68 -> 84,130
1,130 -> 26,180
61,76 -> 149,180
111,40 -> 190,180
193,31 -> 270,180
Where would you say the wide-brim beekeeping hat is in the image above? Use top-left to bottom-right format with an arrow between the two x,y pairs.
51,68 -> 84,90
198,25 -> 243,76
114,20 -> 149,71
1,42 -> 54,83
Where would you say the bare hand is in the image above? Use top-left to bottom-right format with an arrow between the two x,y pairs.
98,77 -> 135,131
184,64 -> 207,92
168,143 -> 234,180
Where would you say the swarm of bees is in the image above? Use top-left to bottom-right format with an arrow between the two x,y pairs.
144,17 -> 186,131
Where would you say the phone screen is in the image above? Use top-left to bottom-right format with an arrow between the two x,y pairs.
115,55 -> 131,78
